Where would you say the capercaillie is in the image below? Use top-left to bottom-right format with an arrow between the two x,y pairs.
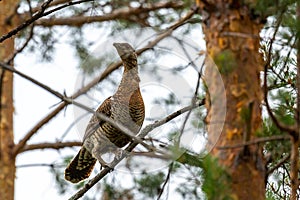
65,43 -> 145,183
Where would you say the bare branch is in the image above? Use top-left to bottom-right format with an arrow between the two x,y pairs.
14,103 -> 67,156
216,134 -> 290,149
0,61 -> 66,100
30,0 -> 75,13
176,50 -> 204,147
5,0 -> 35,64
1,0 -> 98,43
37,0 -> 96,21
157,163 -> 173,200
267,153 -> 290,175
130,151 -> 171,160
0,0 -> 54,43
221,31 -> 259,39
17,163 -> 63,168
19,141 -> 82,153
35,1 -> 184,27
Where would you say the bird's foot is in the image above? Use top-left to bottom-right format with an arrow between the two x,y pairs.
100,163 -> 114,172
104,164 -> 114,172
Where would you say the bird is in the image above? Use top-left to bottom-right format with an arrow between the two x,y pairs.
65,43 -> 145,183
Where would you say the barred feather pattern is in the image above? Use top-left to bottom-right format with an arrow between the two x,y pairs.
65,43 -> 145,183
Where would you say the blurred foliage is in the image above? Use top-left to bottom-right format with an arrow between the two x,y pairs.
176,150 -> 204,168
214,49 -> 237,75
257,0 -> 299,198
102,179 -> 134,200
253,0 -> 297,20
134,171 -> 165,198
201,155 -> 234,200
259,119 -> 291,161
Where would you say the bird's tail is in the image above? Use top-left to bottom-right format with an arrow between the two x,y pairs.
65,147 -> 97,183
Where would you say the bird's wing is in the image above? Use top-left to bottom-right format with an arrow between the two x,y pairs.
83,96 -> 112,141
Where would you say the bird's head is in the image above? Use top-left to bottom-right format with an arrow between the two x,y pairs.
113,43 -> 137,61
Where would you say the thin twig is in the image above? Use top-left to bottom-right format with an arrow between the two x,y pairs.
0,0 -> 97,43
60,113 -> 88,141
17,163 -> 64,168
267,153 -> 290,175
6,0 -> 35,64
176,49 -> 204,147
0,61 -> 66,100
19,141 -> 82,153
216,134 -> 290,149
0,0 -> 54,43
39,0 -> 95,19
35,1 -> 184,26
157,162 -> 173,200
130,151 -> 171,160
29,0 -> 73,13
221,31 -> 259,39
14,103 -> 66,156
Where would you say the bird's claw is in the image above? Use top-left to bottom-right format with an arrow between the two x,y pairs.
105,165 -> 114,172
100,163 -> 114,172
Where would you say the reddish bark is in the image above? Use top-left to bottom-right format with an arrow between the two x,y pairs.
202,2 -> 266,199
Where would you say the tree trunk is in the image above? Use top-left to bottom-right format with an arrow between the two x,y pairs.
202,2 -> 266,199
0,1 -> 18,199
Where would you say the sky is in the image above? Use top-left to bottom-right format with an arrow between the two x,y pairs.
12,24 -> 210,199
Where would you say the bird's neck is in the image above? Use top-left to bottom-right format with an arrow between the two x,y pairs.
116,61 -> 140,96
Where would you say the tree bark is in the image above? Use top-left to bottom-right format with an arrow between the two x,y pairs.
202,2 -> 266,199
291,3 -> 300,200
0,1 -> 19,199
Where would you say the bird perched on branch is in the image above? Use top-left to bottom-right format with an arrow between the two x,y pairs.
65,43 -> 145,183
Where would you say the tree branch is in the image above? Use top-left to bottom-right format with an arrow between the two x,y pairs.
0,62 -> 66,100
30,0 -> 76,13
0,0 -> 97,43
0,0 -> 54,43
267,153 -> 290,175
19,141 -> 82,153
17,163 -> 64,168
34,1 -> 184,27
157,162 -> 173,200
5,0 -> 35,64
216,134 -> 290,149
13,103 -> 67,156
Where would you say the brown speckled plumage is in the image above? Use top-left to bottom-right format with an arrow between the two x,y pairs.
65,43 -> 145,183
